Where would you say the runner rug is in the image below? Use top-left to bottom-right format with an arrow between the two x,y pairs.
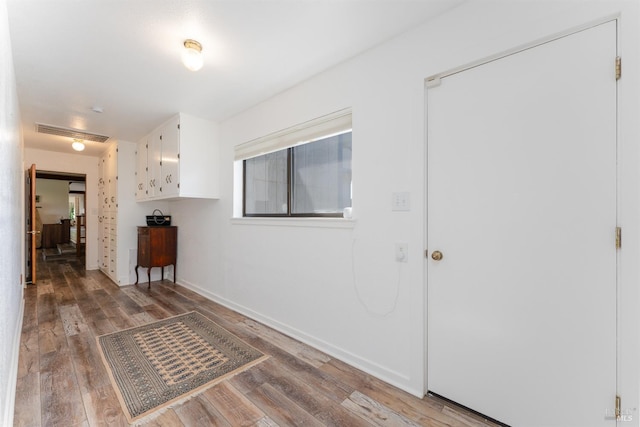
97,311 -> 267,423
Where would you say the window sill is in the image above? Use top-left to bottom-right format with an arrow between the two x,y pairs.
230,217 -> 356,229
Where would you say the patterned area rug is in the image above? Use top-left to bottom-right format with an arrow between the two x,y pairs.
97,311 -> 267,423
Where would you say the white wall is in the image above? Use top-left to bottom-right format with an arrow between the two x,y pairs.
172,0 -> 640,416
0,0 -> 24,424
36,178 -> 71,223
25,148 -> 102,270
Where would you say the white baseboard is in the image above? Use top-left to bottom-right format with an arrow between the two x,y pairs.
3,296 -> 24,427
176,278 -> 421,398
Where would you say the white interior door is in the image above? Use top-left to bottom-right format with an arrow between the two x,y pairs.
427,21 -> 617,427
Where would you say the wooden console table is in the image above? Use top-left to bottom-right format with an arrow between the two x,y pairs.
135,226 -> 177,288
41,219 -> 71,249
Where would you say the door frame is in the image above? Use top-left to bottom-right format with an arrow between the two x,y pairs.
423,16 -> 622,408
25,164 -> 37,284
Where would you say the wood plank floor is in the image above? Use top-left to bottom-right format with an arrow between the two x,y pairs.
14,255 -> 500,427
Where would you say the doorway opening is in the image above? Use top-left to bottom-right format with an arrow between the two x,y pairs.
33,170 -> 87,265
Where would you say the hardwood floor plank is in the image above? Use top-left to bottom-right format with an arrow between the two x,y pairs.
81,386 -> 129,427
90,289 -> 137,330
248,383 -> 325,427
40,348 -> 87,426
321,358 -> 477,427
59,304 -> 90,336
36,291 -> 58,324
254,416 -> 280,427
156,283 -> 247,323
67,333 -> 111,393
140,302 -> 174,320
266,358 -> 370,426
249,339 -> 353,404
139,409 -> 185,427
121,287 -> 156,307
229,357 -> 276,396
173,395 -> 232,427
38,318 -> 66,356
17,324 -> 39,378
132,284 -> 186,317
53,280 -> 77,306
441,405 -> 498,427
13,371 -> 40,427
21,285 -> 39,329
342,391 -> 423,427
129,311 -> 159,326
202,382 -> 265,426
36,280 -> 54,295
241,319 -> 331,368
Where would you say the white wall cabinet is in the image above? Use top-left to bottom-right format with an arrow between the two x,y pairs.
136,113 -> 218,201
135,134 -> 148,200
99,141 -> 150,285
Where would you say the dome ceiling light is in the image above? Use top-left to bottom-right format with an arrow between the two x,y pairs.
182,39 -> 203,71
71,139 -> 85,151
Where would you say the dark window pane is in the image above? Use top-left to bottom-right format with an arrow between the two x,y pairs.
244,150 -> 288,215
292,132 -> 352,215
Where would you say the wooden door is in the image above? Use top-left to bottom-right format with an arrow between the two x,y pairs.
427,21 -> 617,426
25,164 -> 37,284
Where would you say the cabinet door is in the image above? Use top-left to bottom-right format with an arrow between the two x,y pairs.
109,234 -> 117,278
107,145 -> 118,210
98,157 -> 106,191
161,116 -> 180,197
135,137 -> 148,201
97,214 -> 105,267
137,227 -> 151,266
150,227 -> 177,266
148,128 -> 162,198
99,155 -> 108,212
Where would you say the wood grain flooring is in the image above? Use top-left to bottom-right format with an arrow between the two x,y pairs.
14,255 -> 500,427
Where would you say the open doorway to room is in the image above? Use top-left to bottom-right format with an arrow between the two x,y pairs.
34,170 -> 86,263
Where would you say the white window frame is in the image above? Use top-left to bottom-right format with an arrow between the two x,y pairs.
233,108 -> 352,219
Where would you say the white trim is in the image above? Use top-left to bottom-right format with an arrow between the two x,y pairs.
234,108 -> 352,160
425,14 -> 619,85
4,296 -> 24,427
230,217 -> 355,229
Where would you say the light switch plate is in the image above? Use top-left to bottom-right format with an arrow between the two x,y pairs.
392,192 -> 410,211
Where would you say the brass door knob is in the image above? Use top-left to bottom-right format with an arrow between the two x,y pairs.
431,250 -> 443,261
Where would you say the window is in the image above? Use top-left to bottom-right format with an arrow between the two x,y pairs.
237,110 -> 352,218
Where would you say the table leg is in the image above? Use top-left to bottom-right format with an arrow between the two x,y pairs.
135,265 -> 139,285
147,268 -> 151,289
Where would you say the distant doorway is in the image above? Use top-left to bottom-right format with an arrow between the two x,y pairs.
32,170 -> 87,266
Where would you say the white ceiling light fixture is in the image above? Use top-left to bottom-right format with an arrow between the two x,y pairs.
182,39 -> 203,71
71,139 -> 85,151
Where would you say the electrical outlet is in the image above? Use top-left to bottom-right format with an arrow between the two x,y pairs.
395,243 -> 408,262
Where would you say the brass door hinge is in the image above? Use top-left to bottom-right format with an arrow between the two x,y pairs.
616,227 -> 622,249
616,56 -> 621,80
616,395 -> 621,419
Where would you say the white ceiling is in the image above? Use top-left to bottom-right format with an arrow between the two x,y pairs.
7,0 -> 463,156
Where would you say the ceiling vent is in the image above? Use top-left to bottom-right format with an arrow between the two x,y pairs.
35,123 -> 110,143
